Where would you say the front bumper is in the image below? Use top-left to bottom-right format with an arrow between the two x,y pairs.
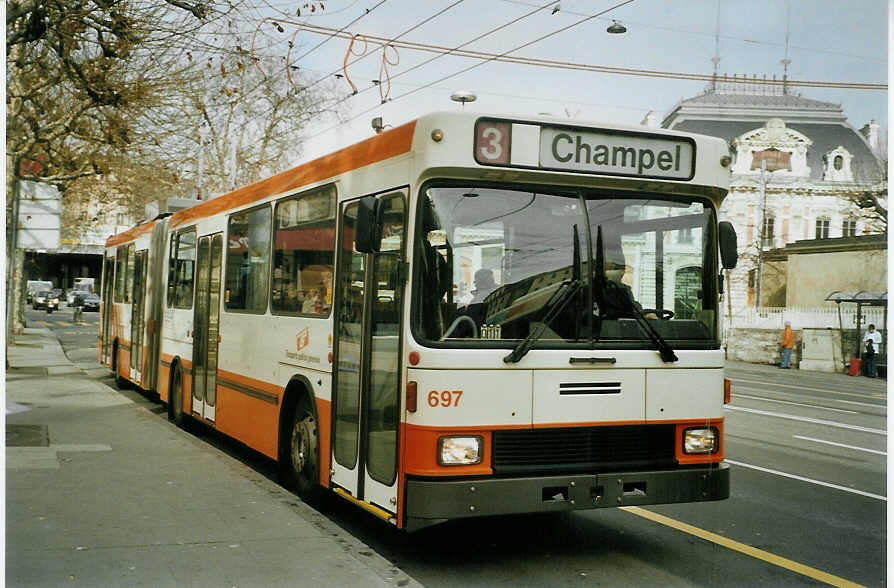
405,463 -> 728,531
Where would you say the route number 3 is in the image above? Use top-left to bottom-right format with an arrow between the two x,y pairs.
428,390 -> 463,408
475,121 -> 510,165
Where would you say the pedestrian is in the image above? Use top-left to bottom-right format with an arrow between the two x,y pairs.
72,291 -> 84,324
863,324 -> 882,378
779,320 -> 794,368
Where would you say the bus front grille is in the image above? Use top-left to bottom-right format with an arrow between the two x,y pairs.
491,424 -> 677,475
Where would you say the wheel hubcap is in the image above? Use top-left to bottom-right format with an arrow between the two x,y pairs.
291,416 -> 315,473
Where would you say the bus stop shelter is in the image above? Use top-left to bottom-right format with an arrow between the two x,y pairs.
825,291 -> 887,376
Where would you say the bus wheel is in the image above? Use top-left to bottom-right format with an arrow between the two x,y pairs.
285,404 -> 321,501
169,365 -> 185,428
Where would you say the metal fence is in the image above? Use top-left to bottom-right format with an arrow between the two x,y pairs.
725,306 -> 886,330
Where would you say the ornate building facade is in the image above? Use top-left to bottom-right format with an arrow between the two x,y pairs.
656,77 -> 886,314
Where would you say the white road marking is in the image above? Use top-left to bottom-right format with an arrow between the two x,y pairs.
726,459 -> 886,501
729,377 -> 886,400
734,385 -> 886,409
792,435 -> 887,456
724,405 -> 887,435
732,393 -> 858,414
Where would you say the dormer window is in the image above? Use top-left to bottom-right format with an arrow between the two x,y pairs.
823,146 -> 854,181
730,119 -> 811,177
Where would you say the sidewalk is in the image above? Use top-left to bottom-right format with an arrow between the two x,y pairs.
724,358 -> 888,395
5,327 -> 420,587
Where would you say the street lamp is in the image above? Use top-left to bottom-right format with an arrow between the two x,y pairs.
606,20 -> 627,34
450,91 -> 476,110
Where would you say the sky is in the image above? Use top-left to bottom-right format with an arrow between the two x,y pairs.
256,0 -> 889,161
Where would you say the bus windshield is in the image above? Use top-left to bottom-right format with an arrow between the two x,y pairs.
412,182 -> 719,350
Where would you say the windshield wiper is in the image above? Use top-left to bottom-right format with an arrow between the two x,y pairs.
504,226 -> 583,364
593,225 -> 677,363
503,278 -> 582,364
628,304 -> 678,363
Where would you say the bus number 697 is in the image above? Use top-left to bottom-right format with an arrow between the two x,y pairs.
428,390 -> 463,407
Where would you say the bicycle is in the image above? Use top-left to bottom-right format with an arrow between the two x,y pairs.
72,304 -> 83,325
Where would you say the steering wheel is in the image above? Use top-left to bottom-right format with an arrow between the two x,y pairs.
642,308 -> 674,320
441,315 -> 479,340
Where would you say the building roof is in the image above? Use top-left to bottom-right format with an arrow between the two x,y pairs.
668,119 -> 884,183
661,79 -> 884,184
674,90 -> 842,113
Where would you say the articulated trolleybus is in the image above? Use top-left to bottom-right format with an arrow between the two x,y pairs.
102,112 -> 738,531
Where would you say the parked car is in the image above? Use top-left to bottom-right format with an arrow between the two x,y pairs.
82,294 -> 100,312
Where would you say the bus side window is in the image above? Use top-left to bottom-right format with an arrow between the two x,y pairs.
225,205 -> 272,313
168,229 -> 196,309
271,186 -> 336,315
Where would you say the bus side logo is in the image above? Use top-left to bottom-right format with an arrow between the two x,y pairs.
296,327 -> 310,352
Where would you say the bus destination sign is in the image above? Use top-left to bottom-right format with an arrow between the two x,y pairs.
539,126 -> 695,180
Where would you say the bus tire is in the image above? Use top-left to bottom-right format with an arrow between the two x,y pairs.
169,363 -> 186,428
283,400 -> 321,502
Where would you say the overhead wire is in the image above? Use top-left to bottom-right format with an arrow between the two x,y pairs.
207,0 -> 463,127
296,0 -> 883,151
498,0 -> 888,63
255,0 -> 568,145
288,21 -> 888,90
299,0 -> 638,143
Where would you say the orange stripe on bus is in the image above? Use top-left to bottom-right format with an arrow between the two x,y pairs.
402,423 -> 493,477
315,397 -> 331,489
674,419 -> 725,464
169,121 -> 417,230
401,418 -> 725,477
216,368 -> 282,399
105,219 -> 159,247
215,381 -> 279,459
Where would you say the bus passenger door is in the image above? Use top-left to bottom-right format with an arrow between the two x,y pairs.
192,233 -> 223,422
130,250 -> 148,384
332,193 -> 406,517
101,255 -> 115,365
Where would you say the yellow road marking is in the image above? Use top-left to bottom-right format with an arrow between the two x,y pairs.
730,377 -> 886,400
621,506 -> 866,587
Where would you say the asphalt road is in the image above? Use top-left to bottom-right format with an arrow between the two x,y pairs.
38,307 -> 886,587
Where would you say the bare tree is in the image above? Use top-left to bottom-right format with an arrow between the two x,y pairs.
180,52 -> 340,196
6,0 -> 337,334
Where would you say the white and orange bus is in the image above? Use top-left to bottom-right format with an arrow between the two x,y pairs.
101,111 -> 738,531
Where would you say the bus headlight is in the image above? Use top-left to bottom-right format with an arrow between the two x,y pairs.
438,436 -> 483,465
683,427 -> 718,454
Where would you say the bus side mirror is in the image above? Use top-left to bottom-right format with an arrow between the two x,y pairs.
355,196 -> 383,253
718,221 -> 738,269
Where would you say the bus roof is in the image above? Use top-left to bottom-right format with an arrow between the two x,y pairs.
106,111 -> 729,247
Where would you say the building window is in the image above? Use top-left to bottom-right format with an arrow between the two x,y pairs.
815,217 -> 830,239
762,216 -> 775,248
842,219 -> 857,237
